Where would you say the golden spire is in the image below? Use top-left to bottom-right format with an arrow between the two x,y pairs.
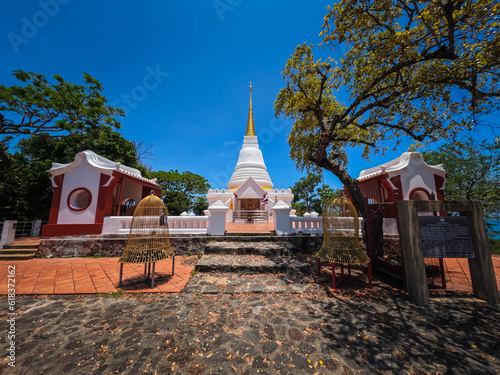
245,82 -> 256,136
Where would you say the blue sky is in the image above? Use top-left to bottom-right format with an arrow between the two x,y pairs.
1,1 -> 497,191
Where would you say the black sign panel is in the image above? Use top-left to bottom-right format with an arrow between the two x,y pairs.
418,216 -> 475,258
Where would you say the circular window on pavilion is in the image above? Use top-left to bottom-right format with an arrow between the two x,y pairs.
67,188 -> 92,211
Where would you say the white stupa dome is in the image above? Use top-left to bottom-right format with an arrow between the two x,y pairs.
227,83 -> 273,190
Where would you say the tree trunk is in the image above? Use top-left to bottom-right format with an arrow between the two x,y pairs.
314,156 -> 367,218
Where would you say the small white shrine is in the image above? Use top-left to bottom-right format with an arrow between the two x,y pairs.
357,152 -> 447,203
42,151 -> 160,237
206,84 -> 293,222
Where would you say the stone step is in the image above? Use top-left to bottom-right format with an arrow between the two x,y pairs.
3,244 -> 39,249
205,241 -> 292,257
183,273 -> 324,294
195,254 -> 310,275
0,246 -> 37,260
215,235 -> 280,243
0,248 -> 37,255
0,252 -> 36,260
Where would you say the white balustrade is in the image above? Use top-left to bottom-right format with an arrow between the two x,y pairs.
102,215 -> 209,235
290,217 -> 323,234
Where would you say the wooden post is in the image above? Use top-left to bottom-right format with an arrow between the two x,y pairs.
118,263 -> 124,287
151,263 -> 156,288
367,263 -> 372,289
331,263 -> 336,289
439,258 -> 446,289
465,201 -> 499,303
396,201 -> 430,305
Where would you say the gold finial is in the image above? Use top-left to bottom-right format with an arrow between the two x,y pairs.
246,82 -> 256,136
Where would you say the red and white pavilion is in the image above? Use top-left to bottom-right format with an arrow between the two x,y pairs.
42,150 -> 160,237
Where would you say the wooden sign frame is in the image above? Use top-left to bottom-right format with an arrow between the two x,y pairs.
396,200 -> 499,305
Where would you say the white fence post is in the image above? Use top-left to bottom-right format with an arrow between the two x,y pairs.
272,201 -> 292,235
208,200 -> 229,236
0,220 -> 17,249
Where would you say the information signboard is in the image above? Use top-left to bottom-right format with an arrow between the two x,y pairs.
418,216 -> 475,258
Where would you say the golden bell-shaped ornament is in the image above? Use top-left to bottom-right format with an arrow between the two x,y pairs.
316,195 -> 370,265
119,194 -> 174,264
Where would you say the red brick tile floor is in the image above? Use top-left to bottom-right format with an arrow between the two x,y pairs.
0,256 -> 194,295
425,255 -> 500,292
225,222 -> 274,234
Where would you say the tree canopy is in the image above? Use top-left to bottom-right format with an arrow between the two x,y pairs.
424,138 -> 500,230
0,127 -> 143,221
0,70 -> 124,136
151,170 -> 210,216
290,173 -> 338,215
275,0 -> 500,216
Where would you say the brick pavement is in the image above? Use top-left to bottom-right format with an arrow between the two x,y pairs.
0,257 -> 194,295
225,221 -> 274,233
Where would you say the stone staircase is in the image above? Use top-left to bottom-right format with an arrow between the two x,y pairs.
185,239 -> 324,294
196,241 -> 310,274
0,243 -> 38,260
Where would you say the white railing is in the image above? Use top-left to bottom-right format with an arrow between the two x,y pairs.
167,216 -> 209,234
233,210 -> 268,222
288,217 -> 367,234
290,217 -> 323,233
102,216 -> 209,235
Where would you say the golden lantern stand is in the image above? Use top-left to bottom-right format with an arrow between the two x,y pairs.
118,194 -> 175,288
316,195 -> 372,289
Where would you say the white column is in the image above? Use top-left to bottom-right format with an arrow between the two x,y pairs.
208,200 -> 230,235
0,220 -> 17,249
272,201 -> 292,235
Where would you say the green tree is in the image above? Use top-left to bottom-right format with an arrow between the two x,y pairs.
275,1 -> 500,217
318,184 -> 337,211
151,170 -> 210,216
290,173 -> 338,215
0,127 -> 144,221
0,137 -> 53,220
423,138 -> 500,229
0,70 -> 123,136
17,127 -> 139,167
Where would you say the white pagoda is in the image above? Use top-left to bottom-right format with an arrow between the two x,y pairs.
206,83 -> 293,222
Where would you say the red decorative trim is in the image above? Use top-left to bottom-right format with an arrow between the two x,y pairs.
358,173 -> 389,186
380,179 -> 396,202
42,223 -> 103,237
112,170 -> 159,189
434,175 -> 446,201
142,185 -> 161,199
48,175 -> 64,224
409,187 -> 432,200
67,188 -> 92,211
389,175 -> 402,192
95,174 -> 111,224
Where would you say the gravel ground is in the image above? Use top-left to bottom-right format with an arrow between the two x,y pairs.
1,290 -> 499,374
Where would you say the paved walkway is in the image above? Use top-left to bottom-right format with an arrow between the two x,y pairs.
0,257 -> 195,295
425,256 -> 500,291
225,222 -> 274,233
2,293 -> 499,374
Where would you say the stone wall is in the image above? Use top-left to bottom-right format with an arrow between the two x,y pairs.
37,233 -> 399,259
37,235 -> 128,258
37,234 -> 327,258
